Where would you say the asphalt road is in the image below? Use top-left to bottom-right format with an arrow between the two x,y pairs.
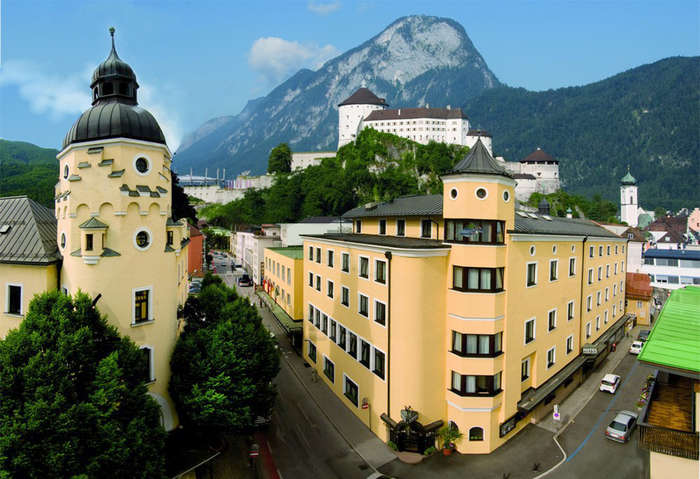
216,258 -> 373,479
552,353 -> 651,479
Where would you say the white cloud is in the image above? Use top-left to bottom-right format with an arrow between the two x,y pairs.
248,37 -> 339,85
308,1 -> 341,15
0,60 -> 183,150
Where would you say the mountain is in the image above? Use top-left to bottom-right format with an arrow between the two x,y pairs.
0,139 -> 59,208
174,15 -> 500,175
463,56 -> 699,211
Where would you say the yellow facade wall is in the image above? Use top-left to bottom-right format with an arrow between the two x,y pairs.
649,451 -> 698,479
264,247 -> 304,320
0,263 -> 58,337
626,296 -> 651,326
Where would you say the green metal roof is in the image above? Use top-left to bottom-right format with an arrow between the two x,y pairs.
638,286 -> 700,375
267,246 -> 303,260
620,171 -> 637,185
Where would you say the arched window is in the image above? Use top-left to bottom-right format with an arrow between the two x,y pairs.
630,196 -> 633,204
469,427 -> 483,441
103,82 -> 113,95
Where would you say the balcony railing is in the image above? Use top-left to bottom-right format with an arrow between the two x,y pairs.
638,423 -> 699,460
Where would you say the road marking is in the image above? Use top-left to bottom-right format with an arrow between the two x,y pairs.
565,360 -> 639,463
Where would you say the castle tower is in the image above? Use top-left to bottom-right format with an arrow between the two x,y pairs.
55,28 -> 189,430
337,85 -> 388,149
620,169 -> 638,227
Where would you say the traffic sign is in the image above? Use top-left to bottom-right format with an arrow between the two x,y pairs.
553,404 -> 560,421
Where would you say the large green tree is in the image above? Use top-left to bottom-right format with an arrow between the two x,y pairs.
169,277 -> 279,435
171,171 -> 197,224
0,291 -> 166,479
267,143 -> 292,174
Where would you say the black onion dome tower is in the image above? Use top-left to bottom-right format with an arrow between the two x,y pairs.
63,28 -> 166,149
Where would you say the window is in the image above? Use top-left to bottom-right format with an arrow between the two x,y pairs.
597,266 -> 602,281
567,301 -> 575,321
330,320 -> 337,342
586,322 -> 591,338
605,287 -> 610,302
315,248 -> 321,263
308,246 -> 313,260
589,246 -> 594,258
604,310 -> 609,324
469,427 -> 484,441
355,220 -> 362,233
452,332 -> 502,356
6,284 -> 22,315
614,263 -> 618,275
359,257 -> 369,279
140,346 -> 154,383
527,262 -> 537,287
566,335 -> 574,354
321,314 -> 328,335
135,230 -> 150,250
308,304 -> 314,322
360,340 -> 370,368
63,164 -> 69,179
587,295 -> 592,312
375,260 -> 386,284
396,219 -> 405,236
323,357 -> 334,383
327,250 -> 334,268
379,219 -> 386,235
606,264 -> 610,278
166,231 -> 173,246
421,219 -> 432,238
134,288 -> 150,324
287,267 -> 291,284
524,318 -> 536,344
569,257 -> 576,276
308,272 -> 313,287
359,294 -> 369,317
445,219 -> 505,244
327,280 -> 334,298
347,332 -> 357,358
307,341 -> 316,362
596,316 -> 600,331
338,326 -> 346,349
547,347 -> 556,368
451,372 -> 502,396
375,300 -> 386,326
344,376 -> 359,406
315,275 -> 321,291
548,309 -> 557,331
341,286 -> 349,307
86,233 -> 94,251
597,291 -> 601,306
521,358 -> 530,381
613,304 -> 616,317
549,260 -> 558,281
314,308 -> 320,328
621,261 -> 625,272
615,245 -> 619,254
599,246 -> 604,256
373,348 -> 385,379
588,268 -> 593,285
453,266 -> 504,292
613,284 -> 617,297
341,252 -> 350,273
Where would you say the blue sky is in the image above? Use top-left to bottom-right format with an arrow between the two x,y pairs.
1,0 -> 698,151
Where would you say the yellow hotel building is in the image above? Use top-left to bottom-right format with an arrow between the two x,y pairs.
302,140 -> 629,453
1,31 -> 188,429
263,246 -> 305,320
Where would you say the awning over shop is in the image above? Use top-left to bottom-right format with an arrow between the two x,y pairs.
518,355 -> 586,413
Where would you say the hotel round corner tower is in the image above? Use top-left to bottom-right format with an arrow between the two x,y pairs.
55,29 -> 189,430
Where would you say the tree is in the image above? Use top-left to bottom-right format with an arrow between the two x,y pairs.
169,281 -> 279,435
654,206 -> 666,218
171,171 -> 197,224
0,291 -> 166,478
267,143 -> 292,174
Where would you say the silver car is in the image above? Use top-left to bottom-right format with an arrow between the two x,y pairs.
605,410 -> 638,443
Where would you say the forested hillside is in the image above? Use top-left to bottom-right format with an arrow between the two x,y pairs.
0,140 -> 58,208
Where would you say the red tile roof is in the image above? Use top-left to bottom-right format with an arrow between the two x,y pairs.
626,272 -> 652,299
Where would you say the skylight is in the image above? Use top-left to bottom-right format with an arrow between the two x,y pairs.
0,225 -> 10,234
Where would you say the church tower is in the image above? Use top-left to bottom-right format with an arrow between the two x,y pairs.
620,169 -> 638,227
337,84 -> 388,149
55,28 -> 189,429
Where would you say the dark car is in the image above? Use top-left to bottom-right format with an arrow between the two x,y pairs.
238,275 -> 253,287
638,330 -> 651,342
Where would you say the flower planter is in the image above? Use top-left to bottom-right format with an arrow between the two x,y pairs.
443,447 -> 452,456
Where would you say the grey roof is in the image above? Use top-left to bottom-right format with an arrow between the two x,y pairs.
299,216 -> 351,224
0,196 -> 60,264
511,214 -> 621,237
302,233 -> 449,250
364,107 -> 467,121
338,87 -> 388,107
513,173 -> 537,180
450,139 -> 513,178
79,217 -> 108,229
643,249 -> 700,260
520,148 -> 558,164
342,194 -> 443,219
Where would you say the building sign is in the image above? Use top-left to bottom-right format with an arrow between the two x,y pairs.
499,414 -> 519,437
582,344 -> 598,355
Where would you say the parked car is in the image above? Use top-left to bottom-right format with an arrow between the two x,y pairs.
638,330 -> 651,342
605,410 -> 638,443
238,275 -> 253,287
629,341 -> 644,355
600,374 -> 621,394
188,283 -> 201,295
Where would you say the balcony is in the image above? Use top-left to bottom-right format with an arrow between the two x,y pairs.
638,374 -> 699,460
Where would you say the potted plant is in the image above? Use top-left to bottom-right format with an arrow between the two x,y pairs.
438,425 -> 463,455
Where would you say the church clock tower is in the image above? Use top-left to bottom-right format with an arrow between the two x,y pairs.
620,169 -> 638,227
55,28 -> 188,430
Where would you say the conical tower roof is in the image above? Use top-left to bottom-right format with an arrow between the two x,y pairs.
338,87 -> 388,107
450,139 -> 512,178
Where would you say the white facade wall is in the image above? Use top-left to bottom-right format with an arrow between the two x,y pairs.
291,152 -> 336,171
233,231 -> 282,284
514,178 -> 538,202
184,185 -> 245,204
641,255 -> 700,290
465,134 -> 493,154
627,241 -> 644,273
620,184 -> 639,227
338,103 -> 386,148
280,221 -> 352,246
362,117 -> 471,147
520,162 -> 561,194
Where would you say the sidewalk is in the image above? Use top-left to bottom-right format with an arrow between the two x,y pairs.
537,325 -> 640,433
254,290 -> 397,472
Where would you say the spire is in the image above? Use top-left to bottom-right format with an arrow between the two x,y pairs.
450,138 -> 513,178
90,27 -> 138,106
109,26 -> 116,50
